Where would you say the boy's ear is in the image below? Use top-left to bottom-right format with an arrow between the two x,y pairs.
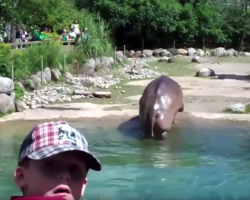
81,178 -> 88,196
14,167 -> 26,190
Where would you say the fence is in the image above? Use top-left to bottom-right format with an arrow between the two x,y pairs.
8,40 -> 75,49
6,38 -> 225,51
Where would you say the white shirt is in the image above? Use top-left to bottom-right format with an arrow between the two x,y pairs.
69,31 -> 76,38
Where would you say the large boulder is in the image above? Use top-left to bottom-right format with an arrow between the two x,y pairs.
195,68 -> 216,77
197,49 -> 205,57
115,51 -> 124,63
0,93 -> 15,114
0,77 -> 14,94
211,47 -> 228,57
100,57 -> 114,69
83,58 -> 96,76
227,48 -> 238,56
187,48 -> 196,56
142,49 -> 153,57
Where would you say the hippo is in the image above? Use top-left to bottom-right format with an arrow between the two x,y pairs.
139,75 -> 184,139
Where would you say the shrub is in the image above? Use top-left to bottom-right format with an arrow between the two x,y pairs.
75,11 -> 114,58
0,44 -> 12,78
14,82 -> 24,100
11,41 -> 64,80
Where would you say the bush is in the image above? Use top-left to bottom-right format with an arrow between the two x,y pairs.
0,44 -> 12,78
11,41 -> 65,80
14,82 -> 24,100
75,11 -> 114,58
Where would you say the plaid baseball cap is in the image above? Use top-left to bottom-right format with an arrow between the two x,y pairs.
18,121 -> 101,171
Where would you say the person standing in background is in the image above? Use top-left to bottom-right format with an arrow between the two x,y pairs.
81,28 -> 88,40
71,19 -> 80,35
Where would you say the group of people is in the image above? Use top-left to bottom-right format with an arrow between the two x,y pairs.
11,120 -> 101,200
0,19 -> 88,46
60,19 -> 88,43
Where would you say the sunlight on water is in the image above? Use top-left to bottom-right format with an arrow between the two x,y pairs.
0,119 -> 250,200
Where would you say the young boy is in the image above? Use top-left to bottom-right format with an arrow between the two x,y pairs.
11,121 -> 102,200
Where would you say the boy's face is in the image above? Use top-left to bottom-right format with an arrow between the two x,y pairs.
14,151 -> 89,200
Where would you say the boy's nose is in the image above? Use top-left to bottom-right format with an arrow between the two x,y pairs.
59,173 -> 70,182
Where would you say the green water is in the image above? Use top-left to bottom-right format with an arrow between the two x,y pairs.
1,119 -> 250,200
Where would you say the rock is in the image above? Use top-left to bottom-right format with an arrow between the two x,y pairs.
0,77 -> 14,94
187,48 -> 196,56
197,49 -> 205,57
211,47 -> 228,57
100,57 -> 114,69
44,67 -> 52,82
195,68 -> 216,77
129,50 -> 135,57
158,57 -> 169,62
71,60 -> 81,74
160,49 -> 171,57
124,50 -> 130,57
134,51 -> 142,58
31,75 -> 42,89
153,48 -> 164,56
57,87 -> 71,95
83,58 -> 96,76
0,93 -> 15,113
177,48 -> 188,55
142,49 -> 153,57
65,72 -> 73,80
80,78 -> 94,87
51,68 -> 61,81
168,48 -> 178,56
191,56 -> 200,63
227,48 -> 238,56
167,58 -> 175,63
103,75 -> 113,80
74,90 -> 92,96
239,52 -> 250,56
15,99 -> 28,112
224,103 -> 246,113
95,58 -> 101,67
15,82 -> 25,91
22,79 -> 35,91
115,51 -> 124,63
36,71 -> 47,85
92,91 -> 111,98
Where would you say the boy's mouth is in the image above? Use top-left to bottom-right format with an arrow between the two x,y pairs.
53,185 -> 71,195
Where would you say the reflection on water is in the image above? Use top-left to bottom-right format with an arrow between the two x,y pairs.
1,119 -> 250,200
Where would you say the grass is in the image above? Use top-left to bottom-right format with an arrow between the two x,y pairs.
147,57 -> 195,76
0,110 -> 13,118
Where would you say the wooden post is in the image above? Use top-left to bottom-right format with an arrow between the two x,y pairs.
40,56 -> 43,86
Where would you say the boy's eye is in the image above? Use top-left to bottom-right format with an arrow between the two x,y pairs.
69,165 -> 84,180
44,161 -> 57,168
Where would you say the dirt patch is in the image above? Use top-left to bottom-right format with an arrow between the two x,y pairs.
125,61 -> 250,116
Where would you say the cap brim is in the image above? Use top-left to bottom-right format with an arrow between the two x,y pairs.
27,144 -> 101,171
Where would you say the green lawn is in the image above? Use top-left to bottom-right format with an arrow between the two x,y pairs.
147,57 -> 196,76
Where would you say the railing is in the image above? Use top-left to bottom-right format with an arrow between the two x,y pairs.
7,40 -> 75,49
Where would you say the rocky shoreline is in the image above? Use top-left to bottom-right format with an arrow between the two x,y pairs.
0,46 -> 249,116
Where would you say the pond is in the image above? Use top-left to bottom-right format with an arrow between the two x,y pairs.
1,118 -> 250,200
